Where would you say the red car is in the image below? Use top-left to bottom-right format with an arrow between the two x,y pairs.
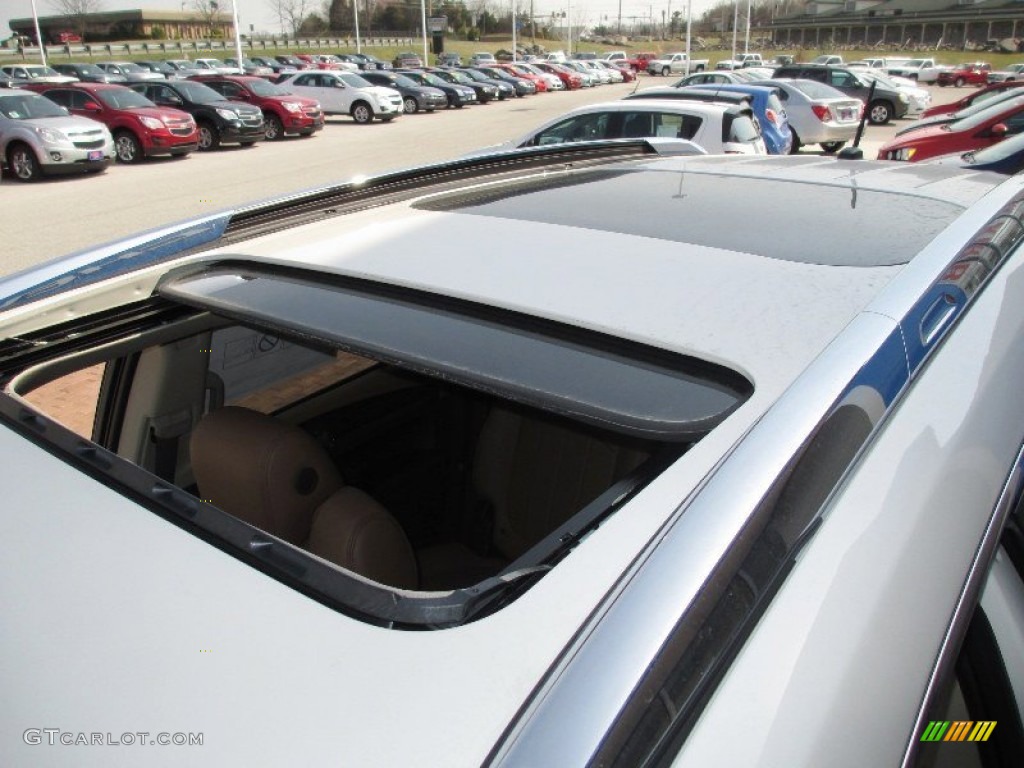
937,62 -> 992,88
27,82 -> 197,163
921,80 -> 1024,117
533,61 -> 583,90
190,75 -> 324,141
495,64 -> 548,92
878,93 -> 1024,162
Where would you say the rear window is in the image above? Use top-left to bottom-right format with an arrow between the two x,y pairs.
724,112 -> 761,143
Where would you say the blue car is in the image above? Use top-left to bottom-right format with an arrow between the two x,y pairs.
928,130 -> 1024,174
696,84 -> 793,154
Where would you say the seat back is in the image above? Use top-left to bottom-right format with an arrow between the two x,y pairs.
473,409 -> 649,559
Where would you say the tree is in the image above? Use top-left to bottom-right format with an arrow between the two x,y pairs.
270,0 -> 314,37
49,0 -> 103,40
193,0 -> 224,38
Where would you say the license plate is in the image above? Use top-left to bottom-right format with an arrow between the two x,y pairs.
839,108 -> 854,121
87,150 -> 103,161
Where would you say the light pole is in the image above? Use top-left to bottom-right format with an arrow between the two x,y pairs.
744,0 -> 752,54
29,0 -> 47,66
354,0 -> 361,53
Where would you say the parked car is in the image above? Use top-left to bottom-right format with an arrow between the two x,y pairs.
130,79 -> 264,150
921,79 -> 1024,118
0,72 -> 28,89
274,54 -> 312,71
3,146 -> 1023,768
398,69 -> 477,108
295,54 -> 358,73
191,58 -> 243,76
436,52 -> 462,67
772,63 -> 908,124
878,93 -> 1024,161
882,57 -> 944,83
248,55 -> 296,75
559,61 -> 598,87
192,74 -> 324,140
359,70 -> 447,114
275,70 -> 402,123
937,62 -> 992,87
0,88 -> 113,180
350,53 -> 391,71
533,61 -> 584,90
810,54 -> 843,66
627,83 -> 793,154
162,59 -> 205,78
471,100 -> 765,155
859,70 -> 930,117
895,86 -> 1024,136
674,70 -> 757,86
986,62 -> 1024,84
607,61 -> 637,83
510,62 -> 565,90
428,68 -> 499,104
392,52 -> 424,69
494,63 -> 549,92
925,129 -> 1024,174
0,64 -> 76,84
756,78 -> 863,153
29,81 -> 197,163
456,67 -> 516,100
133,60 -> 187,80
469,51 -> 498,66
224,58 -> 276,78
94,62 -> 166,83
472,66 -> 537,97
52,63 -> 126,84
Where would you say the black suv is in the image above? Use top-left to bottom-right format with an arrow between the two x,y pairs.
772,63 -> 909,124
130,79 -> 264,150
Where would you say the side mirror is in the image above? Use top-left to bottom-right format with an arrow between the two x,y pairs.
992,123 -> 1009,137
83,101 -> 101,111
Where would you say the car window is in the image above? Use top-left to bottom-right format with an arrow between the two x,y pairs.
21,363 -> 105,439
531,112 -> 612,145
829,71 -> 856,88
294,73 -> 316,86
999,108 -> 1024,135
725,113 -> 761,143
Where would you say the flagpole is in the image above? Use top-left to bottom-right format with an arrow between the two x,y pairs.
230,0 -> 244,73
30,0 -> 47,66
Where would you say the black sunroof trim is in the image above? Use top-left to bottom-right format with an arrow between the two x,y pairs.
157,262 -> 752,441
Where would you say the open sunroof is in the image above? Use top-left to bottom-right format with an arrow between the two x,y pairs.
160,264 -> 752,440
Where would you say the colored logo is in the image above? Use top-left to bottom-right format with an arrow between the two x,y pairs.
921,721 -> 996,742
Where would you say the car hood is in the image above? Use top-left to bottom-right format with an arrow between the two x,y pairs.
209,100 -> 261,116
14,114 -> 110,134
368,85 -> 402,100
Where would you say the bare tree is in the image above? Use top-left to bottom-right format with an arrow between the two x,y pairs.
49,0 -> 103,40
270,0 -> 314,37
193,0 -> 225,37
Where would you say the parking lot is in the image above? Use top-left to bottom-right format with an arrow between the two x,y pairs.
2,78 -> 963,277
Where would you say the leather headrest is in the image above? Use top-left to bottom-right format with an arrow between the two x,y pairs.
190,406 -> 343,545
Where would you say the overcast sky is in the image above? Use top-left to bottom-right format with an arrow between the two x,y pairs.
3,0 -> 724,40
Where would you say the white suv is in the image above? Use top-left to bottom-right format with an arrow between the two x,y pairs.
276,70 -> 402,123
0,89 -> 113,181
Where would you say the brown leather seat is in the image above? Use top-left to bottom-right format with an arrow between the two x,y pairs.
418,408 -> 650,589
190,406 -> 418,589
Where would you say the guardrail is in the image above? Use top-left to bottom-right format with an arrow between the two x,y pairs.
0,36 -> 417,60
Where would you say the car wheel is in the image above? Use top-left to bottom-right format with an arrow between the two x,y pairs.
114,131 -> 143,163
820,140 -> 845,154
197,122 -> 219,151
403,96 -> 418,114
662,66 -> 670,76
264,113 -> 284,141
696,65 -> 705,72
868,100 -> 893,125
239,140 -> 257,148
7,143 -> 42,181
788,129 -> 801,155
955,77 -> 965,88
455,103 -> 464,109
351,102 -> 373,124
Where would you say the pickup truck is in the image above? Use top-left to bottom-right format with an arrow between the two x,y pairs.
716,53 -> 763,70
884,57 -> 943,83
647,52 -> 709,76
604,50 -> 657,72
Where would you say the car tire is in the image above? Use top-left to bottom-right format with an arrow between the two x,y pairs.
264,113 -> 284,141
662,66 -> 670,76
114,130 -> 143,163
696,65 -> 705,72
868,100 -> 893,125
403,97 -> 418,114
7,142 -> 42,181
955,77 -> 965,88
197,121 -> 220,151
351,102 -> 373,123
788,129 -> 801,155
239,140 -> 257,148
820,140 -> 845,154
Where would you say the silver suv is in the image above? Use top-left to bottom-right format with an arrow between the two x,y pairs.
0,89 -> 113,181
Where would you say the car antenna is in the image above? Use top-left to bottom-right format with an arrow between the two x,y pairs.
838,79 -> 876,161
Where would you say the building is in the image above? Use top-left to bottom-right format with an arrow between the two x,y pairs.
8,10 -> 234,44
769,0 -> 1024,50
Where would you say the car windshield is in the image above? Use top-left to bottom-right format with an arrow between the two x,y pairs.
97,88 -> 154,109
116,63 -> 145,73
954,88 -> 1022,118
951,95 -> 1024,130
964,131 -> 1024,164
75,64 -> 104,75
391,74 -> 417,87
419,73 -> 446,86
338,73 -> 372,88
460,69 -> 487,81
0,93 -> 66,119
174,81 -> 224,104
249,79 -> 287,96
786,80 -> 846,100
26,66 -> 62,78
